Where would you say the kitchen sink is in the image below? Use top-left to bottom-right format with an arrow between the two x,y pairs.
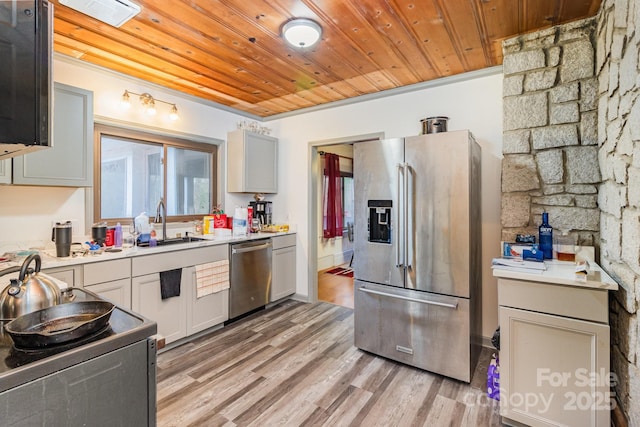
138,236 -> 206,247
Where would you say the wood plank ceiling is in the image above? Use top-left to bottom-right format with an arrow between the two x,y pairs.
51,0 -> 602,118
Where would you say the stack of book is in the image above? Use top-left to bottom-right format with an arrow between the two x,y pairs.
491,258 -> 547,274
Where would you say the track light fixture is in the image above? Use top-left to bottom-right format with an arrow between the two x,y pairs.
121,90 -> 179,121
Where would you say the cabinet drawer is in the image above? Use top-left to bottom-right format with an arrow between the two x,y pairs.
271,234 -> 296,250
84,259 -> 131,286
498,278 -> 608,323
132,245 -> 227,277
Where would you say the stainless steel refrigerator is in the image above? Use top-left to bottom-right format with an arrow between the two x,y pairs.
353,130 -> 482,383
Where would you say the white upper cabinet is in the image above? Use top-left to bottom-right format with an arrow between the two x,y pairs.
226,129 -> 277,193
12,83 -> 94,186
0,160 -> 10,184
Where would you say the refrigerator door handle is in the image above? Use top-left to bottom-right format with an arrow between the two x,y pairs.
395,163 -> 403,268
404,163 -> 413,269
359,286 -> 458,309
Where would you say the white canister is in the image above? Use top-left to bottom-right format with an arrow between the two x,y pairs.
233,207 -> 248,236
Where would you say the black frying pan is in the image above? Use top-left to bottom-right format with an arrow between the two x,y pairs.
4,301 -> 115,349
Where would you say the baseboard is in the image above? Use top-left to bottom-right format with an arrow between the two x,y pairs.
482,335 -> 497,349
317,255 -> 334,271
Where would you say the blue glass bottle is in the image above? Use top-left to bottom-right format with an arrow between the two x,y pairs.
539,212 -> 553,259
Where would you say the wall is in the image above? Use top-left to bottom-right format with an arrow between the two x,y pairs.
270,72 -> 504,338
0,56 -> 504,339
597,0 -> 640,423
0,56 -> 245,251
499,1 -> 640,422
500,18 -> 601,249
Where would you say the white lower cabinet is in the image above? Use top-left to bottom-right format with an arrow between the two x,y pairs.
43,265 -> 83,288
187,263 -> 229,335
132,272 -> 188,344
132,245 -> 229,345
270,234 -> 296,302
85,278 -> 132,309
498,278 -> 611,427
83,258 -> 132,309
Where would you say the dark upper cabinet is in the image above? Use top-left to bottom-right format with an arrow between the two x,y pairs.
0,0 -> 52,160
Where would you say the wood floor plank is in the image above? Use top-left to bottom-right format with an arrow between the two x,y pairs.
157,300 -> 502,427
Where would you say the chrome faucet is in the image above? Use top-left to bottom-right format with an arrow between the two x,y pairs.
154,198 -> 167,240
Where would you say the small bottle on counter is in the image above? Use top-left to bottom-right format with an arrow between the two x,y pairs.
539,212 -> 553,259
114,222 -> 122,248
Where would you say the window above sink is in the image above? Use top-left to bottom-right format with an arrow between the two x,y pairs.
94,124 -> 218,225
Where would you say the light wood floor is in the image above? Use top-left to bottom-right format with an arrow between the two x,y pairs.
317,267 -> 354,308
157,299 -> 502,427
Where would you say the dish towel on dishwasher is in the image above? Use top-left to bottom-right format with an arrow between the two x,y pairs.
160,268 -> 182,300
196,260 -> 230,298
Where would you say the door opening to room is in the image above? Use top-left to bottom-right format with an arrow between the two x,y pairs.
317,144 -> 355,309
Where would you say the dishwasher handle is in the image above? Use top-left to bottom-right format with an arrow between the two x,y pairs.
231,242 -> 271,254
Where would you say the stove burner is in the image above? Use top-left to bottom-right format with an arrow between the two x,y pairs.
12,325 -> 114,353
5,326 -> 114,369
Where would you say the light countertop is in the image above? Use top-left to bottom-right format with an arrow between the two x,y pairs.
492,259 -> 618,291
1,231 -> 296,271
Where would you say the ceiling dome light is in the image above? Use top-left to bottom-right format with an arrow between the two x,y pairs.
282,18 -> 322,48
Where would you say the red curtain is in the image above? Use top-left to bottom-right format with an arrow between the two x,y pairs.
323,153 -> 343,238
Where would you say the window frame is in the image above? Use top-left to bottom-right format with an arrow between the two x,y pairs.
93,124 -> 217,225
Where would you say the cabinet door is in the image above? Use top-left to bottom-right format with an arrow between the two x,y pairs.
132,273 -> 187,344
500,306 -> 610,427
227,130 -> 277,193
13,83 -> 94,186
188,264 -> 228,335
271,245 -> 296,301
0,159 -> 10,184
43,265 -> 83,288
85,278 -> 132,309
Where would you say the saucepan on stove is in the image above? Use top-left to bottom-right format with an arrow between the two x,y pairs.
0,254 -> 61,320
4,301 -> 115,348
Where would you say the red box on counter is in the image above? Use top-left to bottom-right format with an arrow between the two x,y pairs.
213,214 -> 227,228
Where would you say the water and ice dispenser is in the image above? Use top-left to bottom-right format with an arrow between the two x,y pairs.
367,200 -> 392,244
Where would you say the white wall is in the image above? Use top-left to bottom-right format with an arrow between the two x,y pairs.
0,57 -> 503,338
269,71 -> 504,338
0,57 -> 246,250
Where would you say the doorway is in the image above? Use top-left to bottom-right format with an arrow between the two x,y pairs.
317,144 -> 354,308
307,133 -> 384,309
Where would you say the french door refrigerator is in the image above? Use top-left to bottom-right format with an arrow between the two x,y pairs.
353,130 -> 482,383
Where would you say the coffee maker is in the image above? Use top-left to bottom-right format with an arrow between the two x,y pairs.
249,201 -> 272,226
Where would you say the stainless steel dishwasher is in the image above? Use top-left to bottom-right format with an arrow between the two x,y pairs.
229,238 -> 272,319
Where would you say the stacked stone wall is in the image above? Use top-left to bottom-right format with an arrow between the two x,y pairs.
502,19 -> 600,248
597,0 -> 640,423
502,1 -> 640,422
